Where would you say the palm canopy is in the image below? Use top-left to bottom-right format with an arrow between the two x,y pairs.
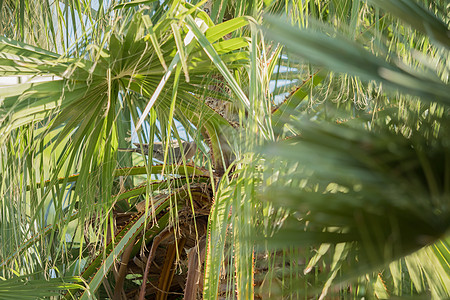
0,0 -> 449,299
258,0 -> 450,298
1,1 -> 250,298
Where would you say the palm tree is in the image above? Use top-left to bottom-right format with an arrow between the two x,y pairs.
257,0 -> 450,298
0,0 -> 449,299
1,1 -> 249,298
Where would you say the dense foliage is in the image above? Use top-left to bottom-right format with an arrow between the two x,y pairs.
0,0 -> 449,299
